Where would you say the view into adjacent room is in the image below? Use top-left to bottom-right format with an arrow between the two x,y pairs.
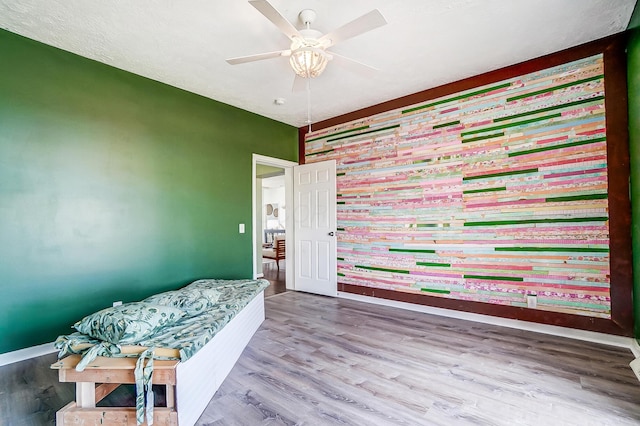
256,164 -> 287,297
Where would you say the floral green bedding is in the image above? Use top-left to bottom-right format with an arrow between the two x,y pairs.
143,286 -> 222,316
56,279 -> 269,361
73,302 -> 186,345
55,278 -> 269,425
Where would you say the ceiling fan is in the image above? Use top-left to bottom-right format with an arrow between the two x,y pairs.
226,0 -> 387,90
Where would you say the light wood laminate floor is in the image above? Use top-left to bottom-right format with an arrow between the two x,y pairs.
262,261 -> 287,298
1,291 -> 638,425
196,291 -> 639,426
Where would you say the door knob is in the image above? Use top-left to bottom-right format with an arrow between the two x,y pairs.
328,232 -> 335,236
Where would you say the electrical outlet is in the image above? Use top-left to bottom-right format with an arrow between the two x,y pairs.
113,301 -> 122,307
526,294 -> 537,309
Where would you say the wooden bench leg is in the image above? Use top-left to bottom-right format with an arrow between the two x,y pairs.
76,382 -> 96,408
56,403 -> 177,425
60,382 -> 178,425
166,384 -> 175,409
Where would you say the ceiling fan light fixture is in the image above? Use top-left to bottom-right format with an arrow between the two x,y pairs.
227,2 -> 388,87
289,37 -> 329,78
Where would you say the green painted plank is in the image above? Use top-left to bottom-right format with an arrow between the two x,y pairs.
416,262 -> 451,267
461,113 -> 562,137
420,288 -> 452,294
305,148 -> 334,157
337,257 -> 345,261
546,193 -> 608,202
357,265 -> 411,274
433,120 -> 460,129
495,246 -> 609,253
494,96 -> 605,122
337,227 -> 345,231
462,132 -> 505,143
464,274 -> 524,282
463,186 -> 507,194
337,172 -> 346,176
402,82 -> 512,114
337,272 -> 346,277
506,74 -> 604,102
327,124 -> 400,142
305,125 -> 369,143
389,248 -> 436,253
337,201 -> 346,205
463,168 -> 538,181
464,216 -> 608,226
508,136 -> 606,157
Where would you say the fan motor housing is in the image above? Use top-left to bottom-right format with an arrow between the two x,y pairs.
299,9 -> 317,26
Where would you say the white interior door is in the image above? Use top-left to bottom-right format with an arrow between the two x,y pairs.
294,160 -> 337,296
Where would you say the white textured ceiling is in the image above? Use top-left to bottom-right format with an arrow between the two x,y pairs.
0,0 -> 636,128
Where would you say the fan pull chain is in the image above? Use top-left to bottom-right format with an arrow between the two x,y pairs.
307,78 -> 312,132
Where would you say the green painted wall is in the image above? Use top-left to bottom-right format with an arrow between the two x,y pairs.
629,2 -> 640,339
0,29 -> 297,353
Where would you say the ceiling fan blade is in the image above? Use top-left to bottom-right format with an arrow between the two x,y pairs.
330,52 -> 379,78
292,75 -> 309,93
249,0 -> 302,41
226,50 -> 290,65
319,9 -> 387,48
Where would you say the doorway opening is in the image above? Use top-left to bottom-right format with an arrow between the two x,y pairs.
252,154 -> 297,295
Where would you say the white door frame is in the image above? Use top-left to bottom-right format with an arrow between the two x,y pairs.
252,154 -> 297,289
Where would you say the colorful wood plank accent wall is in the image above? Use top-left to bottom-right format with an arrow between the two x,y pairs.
304,54 -> 614,319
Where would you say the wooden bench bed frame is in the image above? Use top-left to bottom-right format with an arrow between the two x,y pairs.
52,291 -> 266,426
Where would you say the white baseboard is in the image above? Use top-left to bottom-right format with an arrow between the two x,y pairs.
630,340 -> 640,382
631,339 -> 640,359
0,342 -> 57,367
265,291 -> 289,299
337,291 -> 634,350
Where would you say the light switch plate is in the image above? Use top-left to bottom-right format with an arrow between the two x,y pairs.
239,223 -> 245,233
